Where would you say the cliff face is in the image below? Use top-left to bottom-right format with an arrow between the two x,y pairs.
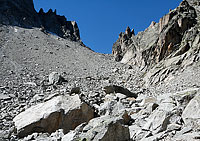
0,0 -> 80,41
113,0 -> 197,66
112,0 -> 200,85
0,0 -> 39,26
38,9 -> 80,41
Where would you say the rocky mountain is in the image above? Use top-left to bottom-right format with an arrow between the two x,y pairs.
0,0 -> 80,41
0,0 -> 200,141
113,0 -> 200,85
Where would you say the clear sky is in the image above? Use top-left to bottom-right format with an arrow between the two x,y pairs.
33,0 -> 182,54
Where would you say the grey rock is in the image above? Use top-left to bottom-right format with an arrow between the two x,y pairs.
1,0 -> 200,141
23,82 -> 37,87
22,133 -> 39,141
70,87 -> 81,94
99,100 -> 126,116
177,127 -> 193,135
140,131 -> 167,141
182,93 -> 200,128
73,112 -> 131,141
48,72 -> 62,85
115,93 -> 127,99
104,85 -> 138,98
138,96 -> 157,107
50,129 -> 64,141
13,95 -> 94,138
30,94 -> 44,103
112,0 -> 198,86
167,123 -> 182,132
129,124 -> 141,139
142,109 -> 171,133
0,94 -> 11,100
145,103 -> 159,114
61,131 -> 76,141
173,132 -> 200,141
44,93 -> 60,102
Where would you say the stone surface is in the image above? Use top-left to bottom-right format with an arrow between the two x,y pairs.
142,109 -> 171,133
182,93 -> 200,127
112,0 -> 198,86
104,85 -> 138,98
13,95 -> 94,137
1,0 -> 200,140
70,87 -> 81,94
0,94 -> 11,100
61,131 -> 76,141
72,112 -> 131,141
48,72 -> 62,85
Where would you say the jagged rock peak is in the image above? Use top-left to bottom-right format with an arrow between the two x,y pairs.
125,26 -> 135,37
0,0 -> 80,41
112,26 -> 135,61
112,0 -> 197,64
124,26 -> 135,37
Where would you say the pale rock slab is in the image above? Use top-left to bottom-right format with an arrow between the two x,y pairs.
13,95 -> 94,138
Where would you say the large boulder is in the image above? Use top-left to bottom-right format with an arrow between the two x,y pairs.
103,85 -> 138,98
13,95 -> 94,138
142,109 -> 172,134
62,111 -> 131,141
182,93 -> 200,128
48,72 -> 62,85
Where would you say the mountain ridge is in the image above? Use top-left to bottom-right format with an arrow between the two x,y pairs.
0,0 -> 80,41
112,0 -> 200,85
0,0 -> 200,141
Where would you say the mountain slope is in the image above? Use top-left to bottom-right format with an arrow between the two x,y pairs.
1,0 -> 200,141
0,1 -> 140,140
112,0 -> 200,86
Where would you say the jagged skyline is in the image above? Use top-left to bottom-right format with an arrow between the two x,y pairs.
34,0 -> 182,54
1,0 -> 200,140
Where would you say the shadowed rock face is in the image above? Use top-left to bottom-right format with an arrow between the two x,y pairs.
38,8 -> 80,41
0,0 -> 80,41
0,0 -> 39,26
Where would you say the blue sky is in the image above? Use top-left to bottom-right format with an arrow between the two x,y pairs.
33,0 -> 182,54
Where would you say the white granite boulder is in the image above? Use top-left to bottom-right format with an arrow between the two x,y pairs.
13,95 -> 94,138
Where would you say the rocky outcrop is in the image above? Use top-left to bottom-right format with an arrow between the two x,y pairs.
13,95 -> 94,138
18,88 -> 200,141
113,0 -> 197,64
113,1 -> 197,63
112,0 -> 199,85
112,26 -> 135,61
0,0 -> 80,41
129,88 -> 200,140
1,0 -> 200,140
0,0 -> 39,26
156,0 -> 197,62
187,0 -> 200,7
38,8 -> 80,41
